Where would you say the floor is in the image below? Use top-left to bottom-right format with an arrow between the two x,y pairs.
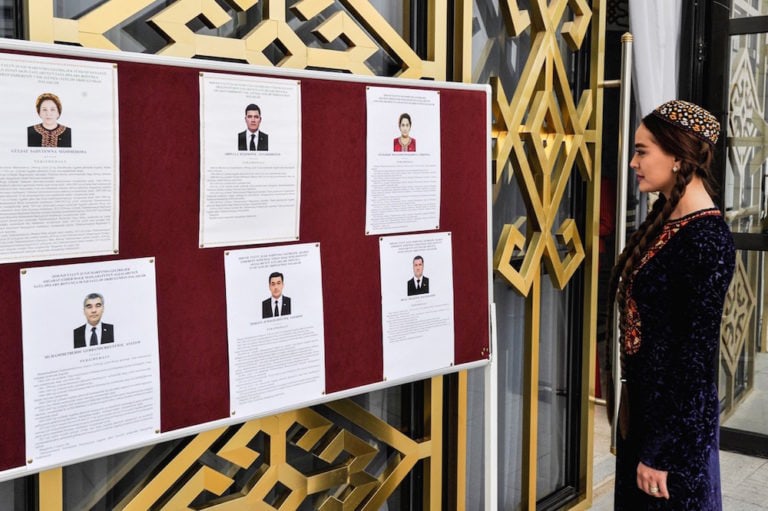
722,352 -> 768,434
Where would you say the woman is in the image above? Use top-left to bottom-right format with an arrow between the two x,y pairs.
393,113 -> 416,152
27,93 -> 72,147
608,100 -> 735,510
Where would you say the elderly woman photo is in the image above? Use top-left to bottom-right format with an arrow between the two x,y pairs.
27,92 -> 72,147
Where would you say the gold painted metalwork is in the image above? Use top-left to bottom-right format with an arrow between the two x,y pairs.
720,255 -> 757,422
26,0 -> 448,79
39,379 -> 445,510
39,468 -> 63,511
721,257 -> 756,378
491,24 -> 594,294
488,1 -> 604,509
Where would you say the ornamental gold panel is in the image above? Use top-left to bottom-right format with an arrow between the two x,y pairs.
486,2 -> 603,509
491,0 -> 596,297
26,0 -> 448,79
41,378 -> 446,510
721,256 -> 755,377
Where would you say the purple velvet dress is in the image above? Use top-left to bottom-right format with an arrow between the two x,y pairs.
614,208 -> 735,510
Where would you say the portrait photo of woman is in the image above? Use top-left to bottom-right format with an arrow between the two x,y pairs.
393,112 -> 416,152
27,92 -> 72,148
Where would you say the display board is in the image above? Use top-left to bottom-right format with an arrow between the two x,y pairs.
0,40 -> 490,475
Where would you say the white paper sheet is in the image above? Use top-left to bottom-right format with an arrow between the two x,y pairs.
224,243 -> 325,417
365,86 -> 441,235
379,232 -> 454,380
199,73 -> 301,247
0,54 -> 119,264
20,258 -> 160,468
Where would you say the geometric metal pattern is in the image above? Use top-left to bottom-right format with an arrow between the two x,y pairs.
484,1 -> 603,509
492,0 -> 594,295
26,0 -> 449,79
721,256 -> 756,377
42,378 -> 444,510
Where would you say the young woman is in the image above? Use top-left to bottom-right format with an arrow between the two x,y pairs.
393,112 -> 416,152
608,100 -> 735,510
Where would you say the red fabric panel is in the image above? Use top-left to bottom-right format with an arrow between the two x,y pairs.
0,264 -> 25,470
0,55 -> 490,471
440,89 -> 490,365
117,64 -> 231,431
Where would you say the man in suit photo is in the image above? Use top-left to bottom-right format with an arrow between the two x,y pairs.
73,292 -> 115,348
262,272 -> 291,318
237,103 -> 269,151
407,255 -> 430,296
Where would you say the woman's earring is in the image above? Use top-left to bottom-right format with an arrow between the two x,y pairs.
673,166 -> 679,173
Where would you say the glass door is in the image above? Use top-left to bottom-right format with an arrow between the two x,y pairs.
718,2 -> 768,457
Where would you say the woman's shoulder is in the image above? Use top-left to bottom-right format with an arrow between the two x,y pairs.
671,210 -> 734,265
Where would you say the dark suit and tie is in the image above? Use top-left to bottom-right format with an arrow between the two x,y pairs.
73,323 -> 115,349
75,293 -> 113,349
407,276 -> 429,296
238,130 -> 268,151
262,296 -> 291,318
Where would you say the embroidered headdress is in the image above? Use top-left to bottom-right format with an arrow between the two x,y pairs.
650,100 -> 720,146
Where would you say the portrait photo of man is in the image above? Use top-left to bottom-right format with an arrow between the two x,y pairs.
237,103 -> 269,151
407,255 -> 430,296
73,292 -> 115,349
262,271 -> 291,318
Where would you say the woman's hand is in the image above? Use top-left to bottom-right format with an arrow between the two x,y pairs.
636,461 -> 669,499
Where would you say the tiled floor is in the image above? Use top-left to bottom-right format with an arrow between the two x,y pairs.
590,403 -> 768,510
722,352 -> 768,435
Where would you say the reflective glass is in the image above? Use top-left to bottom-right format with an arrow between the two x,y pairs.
0,0 -> 19,38
724,34 -> 768,234
731,0 -> 768,19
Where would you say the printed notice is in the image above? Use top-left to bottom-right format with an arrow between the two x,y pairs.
380,232 -> 454,380
224,243 -> 325,417
366,87 -> 441,235
20,258 -> 160,468
0,53 -> 119,264
200,73 -> 301,247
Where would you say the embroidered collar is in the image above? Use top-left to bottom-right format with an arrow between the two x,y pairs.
33,123 -> 67,147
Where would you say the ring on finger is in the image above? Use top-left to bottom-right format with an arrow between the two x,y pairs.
649,486 -> 659,494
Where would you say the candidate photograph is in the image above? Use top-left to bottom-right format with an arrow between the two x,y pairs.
73,292 -> 114,348
27,92 -> 72,148
238,103 -> 268,151
407,255 -> 429,295
393,113 -> 416,152
262,271 -> 291,318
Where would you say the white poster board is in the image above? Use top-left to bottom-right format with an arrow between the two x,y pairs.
224,243 -> 325,417
379,232 -> 454,380
365,86 -> 441,235
200,73 -> 301,247
20,258 -> 160,468
0,53 -> 119,264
